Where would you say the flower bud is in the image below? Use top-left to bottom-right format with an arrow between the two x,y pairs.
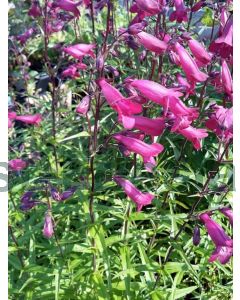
96,55 -> 105,72
43,212 -> 54,239
193,225 -> 201,246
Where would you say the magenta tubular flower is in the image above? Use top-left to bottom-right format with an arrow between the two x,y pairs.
113,176 -> 155,211
199,213 -> 232,264
130,79 -> 198,120
176,73 -> 195,96
191,0 -> 205,12
209,15 -> 233,59
16,28 -> 35,45
62,65 -> 80,79
136,31 -> 168,54
173,42 -> 208,83
76,95 -> 90,116
120,115 -> 165,137
53,0 -> 80,18
188,39 -> 212,65
28,1 -> 42,18
63,43 -> 96,60
220,207 -> 233,226
128,21 -> 148,35
170,115 -> 192,132
97,78 -> 142,116
20,191 -> 41,211
8,111 -> 17,128
113,133 -> 164,171
169,0 -> 188,23
219,8 -> 228,36
177,126 -> 208,150
221,60 -> 233,100
15,114 -> 42,126
9,159 -> 27,171
60,186 -> 77,201
205,105 -> 233,142
43,212 -> 54,239
135,0 -> 161,15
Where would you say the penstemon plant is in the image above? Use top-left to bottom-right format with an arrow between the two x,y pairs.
8,0 -> 233,299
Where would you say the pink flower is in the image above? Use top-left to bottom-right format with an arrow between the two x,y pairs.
199,213 -> 232,264
43,212 -> 54,239
63,43 -> 96,60
120,115 -> 165,137
62,64 -> 80,78
169,0 -> 188,23
113,176 -> 155,211
173,42 -> 208,83
28,0 -> 42,18
113,133 -> 164,172
177,126 -> 208,150
129,79 -> 198,120
8,111 -> 17,128
16,28 -> 35,45
209,15 -> 233,59
221,60 -> 233,100
15,114 -> 42,126
220,207 -> 233,226
76,95 -> 90,115
136,31 -> 168,54
135,0 -> 161,15
97,78 -> 142,117
191,0 -> 206,12
188,39 -> 212,65
53,0 -> 80,18
9,159 -> 27,171
176,73 -> 195,96
205,105 -> 232,142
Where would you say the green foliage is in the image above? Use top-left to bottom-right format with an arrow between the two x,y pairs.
8,1 -> 233,300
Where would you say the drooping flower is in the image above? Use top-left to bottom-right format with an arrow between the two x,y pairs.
97,78 -> 142,117
177,126 -> 208,150
16,28 -> 35,45
199,213 -> 232,264
60,186 -> 77,201
76,95 -> 90,116
8,111 -> 17,128
188,39 -> 212,65
62,64 -> 80,79
28,0 -> 42,18
209,15 -> 233,59
113,132 -> 164,172
135,0 -> 161,15
113,175 -> 155,211
9,159 -> 27,171
63,43 -> 96,60
15,114 -> 42,126
129,79 -> 198,120
136,31 -> 168,54
169,0 -> 188,23
220,207 -> 233,226
43,212 -> 54,239
176,73 -> 195,96
173,42 -> 208,83
20,191 -> 41,211
221,60 -> 233,100
191,0 -> 206,12
53,0 -> 80,18
120,115 -> 165,137
205,105 -> 233,142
